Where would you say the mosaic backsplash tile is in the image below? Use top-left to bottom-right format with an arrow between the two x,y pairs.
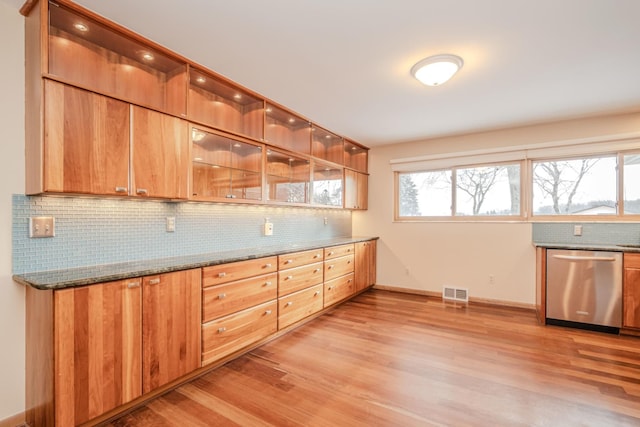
532,222 -> 640,246
13,195 -> 352,274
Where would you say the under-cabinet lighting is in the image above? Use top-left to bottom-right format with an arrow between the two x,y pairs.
288,118 -> 296,124
74,23 -> 88,32
233,94 -> 242,100
196,76 -> 206,84
141,52 -> 155,61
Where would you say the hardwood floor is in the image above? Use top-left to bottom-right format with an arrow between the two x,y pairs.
107,290 -> 640,426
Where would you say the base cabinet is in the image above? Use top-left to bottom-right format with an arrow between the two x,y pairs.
623,253 -> 640,329
355,240 -> 376,292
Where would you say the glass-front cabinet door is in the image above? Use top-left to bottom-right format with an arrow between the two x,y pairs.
191,127 -> 263,201
312,125 -> 343,165
265,104 -> 311,154
312,161 -> 343,207
266,149 -> 310,204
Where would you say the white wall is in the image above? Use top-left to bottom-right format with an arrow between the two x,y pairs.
0,1 -> 25,421
354,112 -> 640,306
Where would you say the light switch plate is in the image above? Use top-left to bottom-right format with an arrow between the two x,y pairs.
29,216 -> 55,238
573,225 -> 583,236
264,222 -> 273,236
166,217 -> 176,232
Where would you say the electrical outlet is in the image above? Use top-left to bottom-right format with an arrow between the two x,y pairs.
264,222 -> 273,236
324,217 -> 328,225
29,216 -> 55,238
573,225 -> 583,236
489,275 -> 495,285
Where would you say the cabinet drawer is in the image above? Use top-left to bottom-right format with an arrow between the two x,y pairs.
202,300 -> 277,366
324,254 -> 354,281
278,262 -> 324,297
202,273 -> 277,322
278,249 -> 324,269
324,273 -> 355,307
278,284 -> 324,329
625,253 -> 640,269
325,244 -> 354,260
202,256 -> 277,287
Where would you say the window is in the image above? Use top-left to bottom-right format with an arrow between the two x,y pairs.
624,154 -> 640,214
397,162 -> 521,218
532,155 -> 617,216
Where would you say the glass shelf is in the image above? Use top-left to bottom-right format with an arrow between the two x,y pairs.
266,149 -> 310,204
191,127 -> 263,201
47,3 -> 187,116
189,68 -> 263,140
265,104 -> 311,154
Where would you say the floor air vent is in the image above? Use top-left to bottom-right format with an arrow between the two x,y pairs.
443,286 -> 469,302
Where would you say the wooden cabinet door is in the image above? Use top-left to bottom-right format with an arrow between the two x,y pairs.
344,169 -> 358,209
623,268 -> 640,328
357,172 -> 368,210
54,278 -> 142,426
44,80 -> 130,195
132,106 -> 189,199
142,269 -> 201,393
355,240 -> 376,292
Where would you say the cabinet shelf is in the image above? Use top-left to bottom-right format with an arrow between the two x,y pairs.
265,103 -> 311,154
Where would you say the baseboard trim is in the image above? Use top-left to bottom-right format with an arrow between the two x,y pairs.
372,284 -> 536,311
0,412 -> 26,427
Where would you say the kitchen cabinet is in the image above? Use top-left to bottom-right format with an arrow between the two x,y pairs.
324,273 -> 355,307
264,103 -> 311,154
343,139 -> 368,173
191,126 -> 264,201
266,148 -> 310,204
312,125 -> 343,165
623,253 -> 640,329
53,278 -> 142,427
312,161 -> 343,207
132,106 -> 189,199
142,269 -> 201,393
324,244 -> 356,307
41,80 -> 130,195
344,169 -> 368,210
189,68 -> 263,140
277,249 -> 325,328
201,257 -> 278,365
355,240 -> 377,292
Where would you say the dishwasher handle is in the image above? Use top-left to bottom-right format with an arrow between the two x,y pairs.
552,254 -> 618,262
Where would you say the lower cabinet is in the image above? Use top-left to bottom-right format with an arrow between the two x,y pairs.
355,240 -> 376,292
278,284 -> 324,329
324,244 -> 356,307
623,253 -> 640,329
324,273 -> 355,307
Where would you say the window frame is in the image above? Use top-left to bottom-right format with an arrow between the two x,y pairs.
394,149 -> 640,223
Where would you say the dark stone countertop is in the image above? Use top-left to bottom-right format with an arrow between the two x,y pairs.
14,236 -> 379,290
533,242 -> 640,253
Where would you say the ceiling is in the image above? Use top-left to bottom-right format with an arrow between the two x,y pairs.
3,0 -> 640,147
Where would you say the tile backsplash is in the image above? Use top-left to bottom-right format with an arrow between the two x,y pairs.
532,222 -> 640,246
12,195 -> 352,274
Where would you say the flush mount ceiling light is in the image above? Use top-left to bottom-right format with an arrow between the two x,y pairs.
411,54 -> 463,86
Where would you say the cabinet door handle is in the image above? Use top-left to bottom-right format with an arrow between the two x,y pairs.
218,293 -> 226,299
115,186 -> 128,193
218,272 -> 226,278
148,278 -> 160,285
127,282 -> 140,288
218,327 -> 226,334
136,188 -> 148,195
265,310 -> 272,315
285,301 -> 293,307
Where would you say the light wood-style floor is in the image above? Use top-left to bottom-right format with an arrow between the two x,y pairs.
108,290 -> 640,426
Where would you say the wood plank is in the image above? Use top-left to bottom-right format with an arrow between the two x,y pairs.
108,290 -> 640,426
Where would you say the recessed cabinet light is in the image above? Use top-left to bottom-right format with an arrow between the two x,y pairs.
74,23 -> 88,32
141,52 -> 155,61
196,76 -> 206,84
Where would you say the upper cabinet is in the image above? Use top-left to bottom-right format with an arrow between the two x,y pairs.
188,68 -> 263,140
191,126 -> 264,202
23,0 -> 369,208
265,104 -> 311,154
47,3 -> 187,116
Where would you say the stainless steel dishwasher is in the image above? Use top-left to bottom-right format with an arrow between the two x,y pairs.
546,249 -> 622,331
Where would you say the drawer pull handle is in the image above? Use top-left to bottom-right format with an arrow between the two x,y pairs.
314,291 -> 320,296
328,265 -> 334,269
115,186 -> 128,193
348,279 -> 353,283
136,188 -> 148,195
328,251 -> 334,256
265,263 -> 272,268
285,302 -> 293,307
218,327 -> 226,334
265,281 -> 273,286
148,278 -> 160,285
286,275 -> 293,280
218,272 -> 226,278
314,269 -> 320,273
127,282 -> 140,288
265,310 -> 272,315
348,260 -> 352,264
218,293 -> 226,299
347,248 -> 352,252
285,259 -> 293,264
328,286 -> 334,290
314,254 -> 321,258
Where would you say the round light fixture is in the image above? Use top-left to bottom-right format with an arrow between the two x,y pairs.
411,54 -> 463,86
